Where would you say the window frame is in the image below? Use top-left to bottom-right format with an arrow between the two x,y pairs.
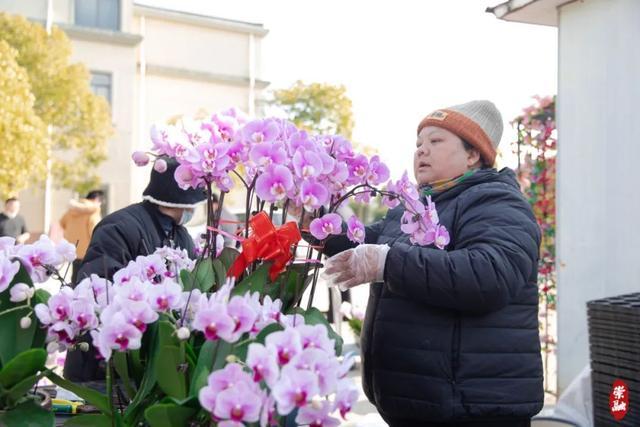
73,0 -> 121,31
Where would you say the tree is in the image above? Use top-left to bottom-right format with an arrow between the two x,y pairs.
0,13 -> 112,195
271,80 -> 354,140
0,40 -> 47,197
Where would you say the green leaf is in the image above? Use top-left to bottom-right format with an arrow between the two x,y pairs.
192,259 -> 215,292
30,289 -> 50,349
212,259 -> 226,289
232,262 -> 271,296
113,352 -> 136,400
5,373 -> 40,406
189,340 -> 217,396
232,323 -> 283,362
144,403 -> 197,427
301,307 -> 344,355
150,321 -> 186,399
255,323 -> 284,344
129,349 -> 144,386
0,348 -> 46,389
179,268 -> 194,291
45,371 -> 111,416
217,247 -> 240,271
184,342 -> 197,368
0,400 -> 54,427
0,306 -> 36,368
157,320 -> 179,347
188,339 -> 232,398
159,395 -> 199,407
212,340 -> 233,372
124,323 -> 159,423
272,265 -> 314,311
155,345 -> 187,400
63,414 -> 112,427
0,265 -> 40,367
33,288 -> 50,303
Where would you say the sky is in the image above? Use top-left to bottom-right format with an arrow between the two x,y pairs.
138,0 -> 558,177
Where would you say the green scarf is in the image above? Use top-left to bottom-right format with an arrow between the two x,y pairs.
421,169 -> 476,197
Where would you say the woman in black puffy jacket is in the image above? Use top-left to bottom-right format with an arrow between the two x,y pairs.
323,100 -> 543,427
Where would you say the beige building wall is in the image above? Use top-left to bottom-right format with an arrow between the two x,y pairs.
70,38 -> 139,211
1,0 -> 268,237
140,19 -> 250,77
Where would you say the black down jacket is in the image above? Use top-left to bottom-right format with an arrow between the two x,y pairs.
324,168 -> 543,425
64,201 -> 196,382
76,201 -> 196,282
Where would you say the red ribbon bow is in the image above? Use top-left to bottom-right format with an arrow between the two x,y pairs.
227,211 -> 302,281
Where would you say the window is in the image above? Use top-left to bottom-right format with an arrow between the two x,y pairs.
90,72 -> 112,105
74,0 -> 120,31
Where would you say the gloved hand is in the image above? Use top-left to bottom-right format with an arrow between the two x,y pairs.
322,244 -> 390,291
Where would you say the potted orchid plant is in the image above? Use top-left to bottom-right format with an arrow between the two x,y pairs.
0,235 -> 76,426
31,108 -> 449,426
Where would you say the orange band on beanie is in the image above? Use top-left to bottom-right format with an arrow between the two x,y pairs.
417,109 -> 497,166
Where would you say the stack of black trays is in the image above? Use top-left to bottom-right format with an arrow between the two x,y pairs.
587,292 -> 640,426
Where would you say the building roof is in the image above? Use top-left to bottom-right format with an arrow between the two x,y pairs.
133,3 -> 269,36
486,0 -> 573,27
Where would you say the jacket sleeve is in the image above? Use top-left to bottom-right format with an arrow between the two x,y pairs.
384,186 -> 540,314
76,221 -> 139,282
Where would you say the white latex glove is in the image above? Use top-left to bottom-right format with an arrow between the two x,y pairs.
322,244 -> 390,291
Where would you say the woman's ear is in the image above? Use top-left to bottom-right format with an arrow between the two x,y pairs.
466,148 -> 482,168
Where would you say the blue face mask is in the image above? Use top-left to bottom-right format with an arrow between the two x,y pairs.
179,209 -> 194,225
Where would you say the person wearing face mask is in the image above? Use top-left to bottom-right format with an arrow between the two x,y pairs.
63,156 -> 205,383
322,100 -> 543,426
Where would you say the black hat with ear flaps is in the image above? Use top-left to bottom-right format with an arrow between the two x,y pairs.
142,157 -> 206,208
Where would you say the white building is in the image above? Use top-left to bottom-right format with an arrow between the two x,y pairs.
0,0 -> 268,236
488,0 -> 640,394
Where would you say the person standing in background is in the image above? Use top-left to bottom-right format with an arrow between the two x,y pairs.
59,190 -> 104,284
64,158 -> 205,382
0,198 -> 30,243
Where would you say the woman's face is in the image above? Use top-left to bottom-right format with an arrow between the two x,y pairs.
414,126 -> 479,185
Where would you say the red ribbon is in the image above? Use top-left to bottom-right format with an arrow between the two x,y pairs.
227,211 -> 302,281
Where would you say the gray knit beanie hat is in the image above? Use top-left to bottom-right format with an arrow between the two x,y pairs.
417,100 -> 503,165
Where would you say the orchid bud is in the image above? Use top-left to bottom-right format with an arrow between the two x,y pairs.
225,355 -> 238,363
153,158 -> 167,173
20,316 -> 32,329
77,342 -> 90,352
131,151 -> 150,166
9,283 -> 31,303
176,327 -> 190,341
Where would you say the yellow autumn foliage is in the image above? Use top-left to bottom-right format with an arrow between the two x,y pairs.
0,40 -> 47,198
0,13 -> 112,195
